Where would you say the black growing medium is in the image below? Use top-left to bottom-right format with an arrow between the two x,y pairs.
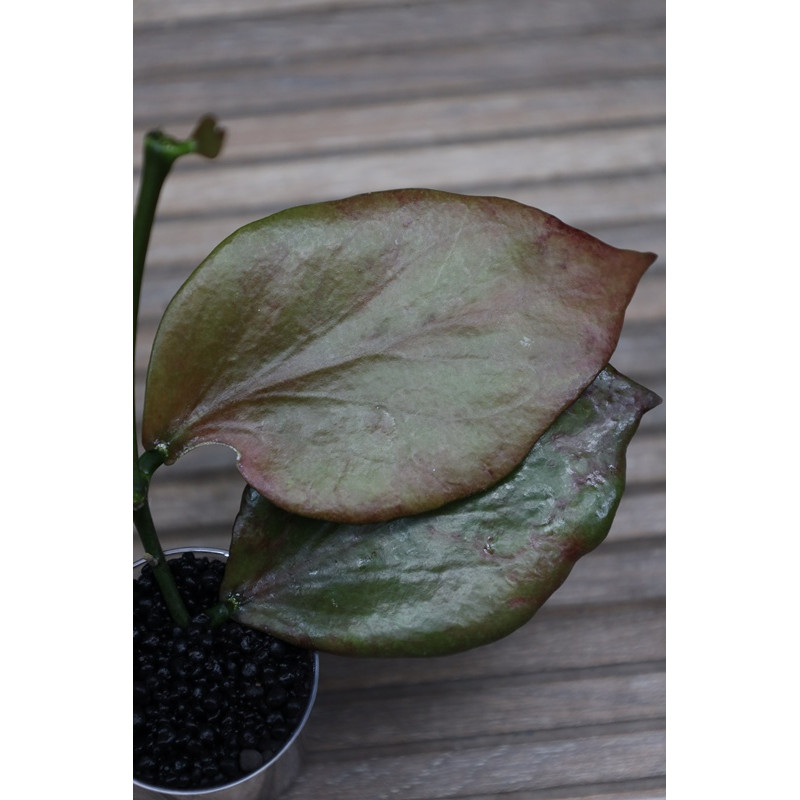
134,552 -> 315,790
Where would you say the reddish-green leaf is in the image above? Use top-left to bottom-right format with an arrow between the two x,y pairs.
220,367 -> 661,657
143,190 -> 654,522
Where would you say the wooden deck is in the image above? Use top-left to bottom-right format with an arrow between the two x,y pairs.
134,1 -> 665,797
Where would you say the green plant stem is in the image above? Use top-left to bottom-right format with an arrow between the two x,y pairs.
133,129 -> 192,501
133,117 -> 224,627
133,132 -> 192,627
133,134 -> 194,346
134,450 -> 191,626
134,499 -> 191,628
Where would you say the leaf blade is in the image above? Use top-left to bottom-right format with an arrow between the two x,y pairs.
221,367 -> 661,657
143,190 -> 654,521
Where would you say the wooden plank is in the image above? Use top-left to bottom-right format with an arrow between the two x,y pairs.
306,670 -> 664,751
464,781 -> 666,800
133,77 -> 665,168
607,322 -> 664,382
507,174 -> 664,235
606,490 -> 665,541
625,432 -> 664,485
134,29 -> 665,124
134,0 -> 459,27
549,541 -> 665,608
317,602 -> 665,691
134,0 -> 664,76
141,468 -> 245,542
282,727 -> 666,799
623,272 -> 665,324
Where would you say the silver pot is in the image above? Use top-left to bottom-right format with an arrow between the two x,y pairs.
133,547 -> 319,800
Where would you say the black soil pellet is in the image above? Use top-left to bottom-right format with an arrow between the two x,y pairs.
133,552 -> 314,790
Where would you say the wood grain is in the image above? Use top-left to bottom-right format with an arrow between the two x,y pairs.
133,1 -> 665,797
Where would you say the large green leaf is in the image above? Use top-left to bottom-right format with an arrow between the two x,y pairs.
220,367 -> 661,657
143,189 -> 654,522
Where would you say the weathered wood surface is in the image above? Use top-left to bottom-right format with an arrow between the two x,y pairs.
134,1 -> 665,797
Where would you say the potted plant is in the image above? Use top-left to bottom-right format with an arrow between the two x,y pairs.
133,115 -> 661,798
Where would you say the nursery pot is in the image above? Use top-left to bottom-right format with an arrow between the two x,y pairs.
134,547 -> 320,800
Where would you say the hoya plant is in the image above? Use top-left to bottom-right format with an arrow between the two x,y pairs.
134,116 -> 661,656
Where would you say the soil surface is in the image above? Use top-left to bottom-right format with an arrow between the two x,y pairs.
133,552 -> 315,790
